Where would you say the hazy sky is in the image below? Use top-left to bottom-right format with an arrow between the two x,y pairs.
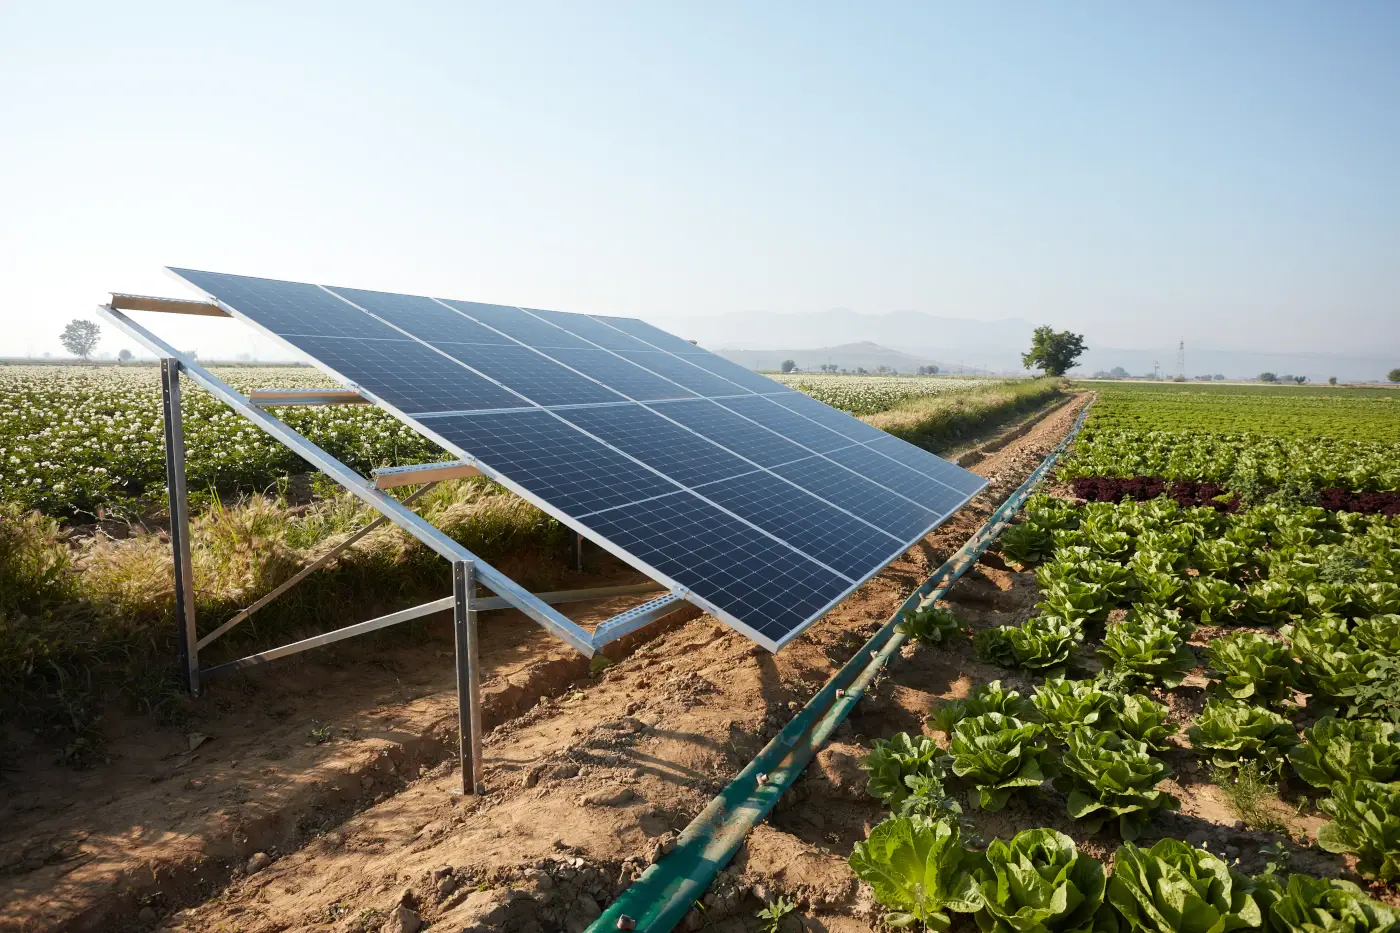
2,2 -> 1397,360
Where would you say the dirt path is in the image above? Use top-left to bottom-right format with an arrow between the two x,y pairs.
1,394 -> 1088,933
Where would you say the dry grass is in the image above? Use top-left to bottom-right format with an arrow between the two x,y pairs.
865,377 -> 1066,450
0,479 -> 568,754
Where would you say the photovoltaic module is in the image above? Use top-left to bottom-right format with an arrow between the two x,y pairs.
170,269 -> 988,650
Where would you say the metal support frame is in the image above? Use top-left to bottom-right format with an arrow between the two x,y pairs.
454,561 -> 484,794
103,301 -> 692,793
571,531 -> 585,572
161,359 -> 201,696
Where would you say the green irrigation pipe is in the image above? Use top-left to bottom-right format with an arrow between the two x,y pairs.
588,398 -> 1094,933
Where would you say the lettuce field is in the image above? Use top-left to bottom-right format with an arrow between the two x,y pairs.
845,380 -> 1400,928
768,373 -> 989,415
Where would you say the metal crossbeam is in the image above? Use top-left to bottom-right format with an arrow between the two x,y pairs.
112,293 -> 230,316
249,388 -> 370,406
590,594 -> 687,647
372,460 -> 482,489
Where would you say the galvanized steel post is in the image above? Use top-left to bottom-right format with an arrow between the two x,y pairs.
160,359 -> 200,696
453,560 -> 485,794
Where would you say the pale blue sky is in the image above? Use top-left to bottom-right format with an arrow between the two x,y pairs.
1,2 -> 1396,359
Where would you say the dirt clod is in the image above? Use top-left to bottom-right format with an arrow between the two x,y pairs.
380,904 -> 422,933
246,851 -> 271,874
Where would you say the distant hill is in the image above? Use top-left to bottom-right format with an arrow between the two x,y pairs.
657,308 -> 1398,383
715,341 -> 957,374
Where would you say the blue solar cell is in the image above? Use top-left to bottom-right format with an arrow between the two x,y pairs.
864,433 -> 989,497
167,268 -> 989,652
288,336 -> 529,414
544,348 -> 698,402
715,395 -> 853,453
614,351 -> 752,397
673,354 -> 798,395
589,316 -> 709,355
822,445 -> 969,516
426,410 -> 677,516
765,391 -> 891,443
440,299 -> 594,349
172,268 -> 399,340
326,286 -> 514,345
582,491 -> 851,646
521,308 -> 655,351
772,456 -> 939,541
645,399 -> 812,467
433,344 -> 624,408
556,404 -> 754,489
695,470 -> 904,580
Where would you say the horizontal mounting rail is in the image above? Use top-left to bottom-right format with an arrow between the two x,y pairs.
373,460 -> 483,489
590,593 -> 687,647
96,303 -> 598,657
111,293 -> 231,317
250,388 -> 371,406
473,581 -> 665,612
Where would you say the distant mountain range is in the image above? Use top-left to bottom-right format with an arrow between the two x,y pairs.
657,309 -> 1399,383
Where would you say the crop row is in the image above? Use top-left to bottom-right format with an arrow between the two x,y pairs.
845,490 -> 1400,928
767,373 -> 990,415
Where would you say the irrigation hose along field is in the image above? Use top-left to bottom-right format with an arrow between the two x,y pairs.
590,404 -> 1093,933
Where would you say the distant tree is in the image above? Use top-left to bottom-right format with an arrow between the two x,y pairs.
780,359 -> 796,373
856,366 -> 869,375
1294,375 -> 1307,385
117,348 -> 133,362
1021,327 -> 1087,376
1109,366 -> 1129,379
60,320 -> 101,360
1214,374 -> 1226,381
1172,375 -> 1186,382
1259,372 -> 1277,383
1328,376 -> 1337,385
1388,368 -> 1400,383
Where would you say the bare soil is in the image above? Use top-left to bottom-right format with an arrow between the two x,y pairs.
13,393 -> 1330,933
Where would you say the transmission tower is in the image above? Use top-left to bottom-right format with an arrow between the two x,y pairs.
1176,340 -> 1185,380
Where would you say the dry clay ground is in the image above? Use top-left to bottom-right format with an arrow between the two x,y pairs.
2,394 -> 1089,933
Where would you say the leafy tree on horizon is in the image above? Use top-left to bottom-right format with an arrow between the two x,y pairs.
59,320 -> 101,361
1389,368 -> 1400,383
780,359 -> 796,373
1259,372 -> 1277,383
1021,326 -> 1086,376
118,349 -> 133,362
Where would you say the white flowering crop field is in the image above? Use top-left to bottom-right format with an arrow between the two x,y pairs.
768,374 -> 988,414
0,365 -> 442,517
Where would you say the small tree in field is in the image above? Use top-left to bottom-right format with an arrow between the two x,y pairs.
1328,376 -> 1337,385
780,359 -> 797,373
1021,327 -> 1086,376
1259,372 -> 1277,383
118,349 -> 133,362
1389,368 -> 1400,383
60,320 -> 101,360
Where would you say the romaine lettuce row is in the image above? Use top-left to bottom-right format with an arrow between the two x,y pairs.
1252,873 -> 1399,933
862,732 -> 945,808
976,616 -> 1084,676
946,713 -> 1058,811
932,681 -> 1035,735
1287,716 -> 1400,789
1113,694 -> 1177,752
1031,678 -> 1119,741
1206,632 -> 1299,707
1316,780 -> 1400,882
1055,728 -> 1179,841
1105,838 -> 1263,933
1097,617 -> 1197,688
1186,700 -> 1300,769
848,816 -> 985,931
971,828 -> 1115,933
896,605 -> 967,647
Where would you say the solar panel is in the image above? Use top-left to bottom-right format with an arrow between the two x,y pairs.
169,268 -> 988,650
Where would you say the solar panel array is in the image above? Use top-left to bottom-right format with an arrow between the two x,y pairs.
170,269 -> 987,650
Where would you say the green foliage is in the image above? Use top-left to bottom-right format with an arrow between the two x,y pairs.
847,817 -> 984,931
1254,873 -> 1399,933
59,319 -> 101,360
1105,838 -> 1263,933
1187,700 -> 1300,769
1030,678 -> 1118,741
931,681 -> 1034,735
1185,577 -> 1246,625
1287,717 -> 1400,789
1206,632 -> 1299,706
1209,760 -> 1290,835
970,829 -> 1112,933
896,605 -> 966,647
975,616 -> 1083,675
1112,695 -> 1177,752
1001,522 -> 1057,569
1317,780 -> 1400,882
1056,729 -> 1178,840
0,502 -> 74,614
756,895 -> 797,933
896,773 -> 964,823
946,714 -> 1057,811
1097,617 -> 1196,688
862,732 -> 944,808
1023,327 -> 1087,377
